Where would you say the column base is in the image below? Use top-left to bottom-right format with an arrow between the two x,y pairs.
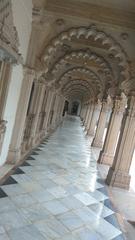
87,129 -> 95,136
91,139 -> 103,148
98,151 -> 114,165
6,148 -> 21,164
106,167 -> 131,190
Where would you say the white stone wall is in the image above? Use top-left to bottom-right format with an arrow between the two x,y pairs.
0,0 -> 33,166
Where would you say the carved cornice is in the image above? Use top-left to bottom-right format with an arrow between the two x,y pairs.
0,0 -> 22,64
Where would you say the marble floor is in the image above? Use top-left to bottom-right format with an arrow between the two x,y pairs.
0,116 -> 125,240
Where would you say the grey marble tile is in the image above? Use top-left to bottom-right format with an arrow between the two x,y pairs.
57,211 -> 84,231
18,203 -> 52,223
35,218 -> 69,239
43,199 -> 69,215
0,210 -> 28,231
74,192 -> 98,205
0,233 -> 10,240
1,184 -> 27,196
11,193 -> 37,208
8,225 -> 47,240
30,189 -> 54,203
47,186 -> 69,198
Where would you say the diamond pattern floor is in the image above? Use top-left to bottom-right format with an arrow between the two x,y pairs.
0,116 -> 125,239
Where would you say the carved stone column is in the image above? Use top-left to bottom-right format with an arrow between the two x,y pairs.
84,104 -> 89,125
0,62 -> 12,155
84,104 -> 91,129
87,102 -> 101,136
56,96 -> 65,124
91,100 -> 111,148
98,97 -> 126,165
30,80 -> 46,146
42,89 -> 55,135
7,67 -> 35,163
51,94 -> 61,129
106,95 -> 135,189
86,103 -> 94,132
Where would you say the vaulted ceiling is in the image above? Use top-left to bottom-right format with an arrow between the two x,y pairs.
31,0 -> 135,102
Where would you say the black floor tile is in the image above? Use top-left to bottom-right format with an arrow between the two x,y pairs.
0,188 -> 8,198
12,168 -> 25,175
1,176 -> 18,185
98,186 -> 108,196
105,213 -> 120,228
97,178 -> 105,185
35,148 -> 42,151
103,199 -> 114,211
21,161 -> 31,166
26,156 -> 35,160
112,234 -> 125,240
31,152 -> 39,155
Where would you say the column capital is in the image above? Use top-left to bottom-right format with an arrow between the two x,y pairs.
23,66 -> 35,77
126,94 -> 135,117
112,97 -> 126,114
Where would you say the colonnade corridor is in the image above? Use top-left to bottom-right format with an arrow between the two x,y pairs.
0,116 -> 124,240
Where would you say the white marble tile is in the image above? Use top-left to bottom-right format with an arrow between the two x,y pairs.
30,189 -> 54,203
35,218 -> 69,239
47,186 -> 69,198
75,206 -> 100,222
0,210 -> 28,231
60,196 -> 84,210
57,211 -> 84,231
18,203 -> 52,223
73,227 -> 103,240
87,217 -> 122,239
0,233 -> 10,240
89,203 -> 114,218
88,190 -> 108,201
0,226 -> 6,234
1,184 -> 27,196
8,225 -> 47,240
43,199 -> 69,215
11,193 -> 37,208
74,192 -> 98,205
0,197 -> 16,213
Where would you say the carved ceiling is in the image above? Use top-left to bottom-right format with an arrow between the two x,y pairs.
32,0 -> 135,102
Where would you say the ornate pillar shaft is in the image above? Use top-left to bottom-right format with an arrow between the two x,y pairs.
7,67 -> 35,163
51,94 -> 60,129
84,105 -> 91,129
42,89 -> 55,134
0,62 -> 12,155
98,97 -> 126,165
86,103 -> 94,132
106,95 -> 135,189
30,81 -> 46,146
88,102 -> 101,136
91,100 -> 111,148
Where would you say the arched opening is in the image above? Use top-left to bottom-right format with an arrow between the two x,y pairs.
71,101 -> 79,116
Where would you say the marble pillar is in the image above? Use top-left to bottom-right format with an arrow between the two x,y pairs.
86,103 -> 95,133
31,81 -> 46,146
7,67 -> 35,163
84,105 -> 91,129
106,95 -> 135,189
42,90 -> 55,135
98,97 -> 125,165
87,102 -> 101,136
91,100 -> 110,148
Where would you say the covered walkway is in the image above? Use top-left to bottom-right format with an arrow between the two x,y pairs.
0,116 -> 123,239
